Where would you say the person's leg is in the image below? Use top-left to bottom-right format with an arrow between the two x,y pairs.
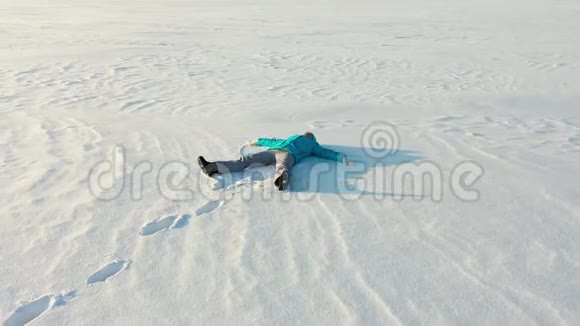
215,151 -> 276,174
273,150 -> 296,187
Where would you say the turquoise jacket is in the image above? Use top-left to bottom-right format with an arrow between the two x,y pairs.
257,135 -> 344,162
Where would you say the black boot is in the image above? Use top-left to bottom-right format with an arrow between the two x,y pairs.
198,156 -> 218,176
274,171 -> 289,191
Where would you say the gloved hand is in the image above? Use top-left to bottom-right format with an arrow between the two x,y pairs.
246,140 -> 258,146
341,155 -> 352,165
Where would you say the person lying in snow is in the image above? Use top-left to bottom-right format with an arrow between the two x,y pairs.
198,132 -> 351,191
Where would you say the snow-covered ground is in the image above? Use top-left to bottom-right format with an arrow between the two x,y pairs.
1,0 -> 580,324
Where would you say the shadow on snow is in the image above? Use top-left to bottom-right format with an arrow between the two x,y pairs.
214,145 -> 423,197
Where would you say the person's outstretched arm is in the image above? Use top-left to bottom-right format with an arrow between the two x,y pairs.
313,144 -> 345,162
255,138 -> 282,147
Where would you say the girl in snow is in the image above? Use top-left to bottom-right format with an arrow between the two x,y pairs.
198,132 -> 350,191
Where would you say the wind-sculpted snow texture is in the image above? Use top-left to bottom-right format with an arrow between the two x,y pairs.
1,0 -> 579,324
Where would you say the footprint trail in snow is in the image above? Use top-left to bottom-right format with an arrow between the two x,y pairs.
86,260 -> 131,285
3,291 -> 76,326
139,214 -> 191,236
195,200 -> 223,216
